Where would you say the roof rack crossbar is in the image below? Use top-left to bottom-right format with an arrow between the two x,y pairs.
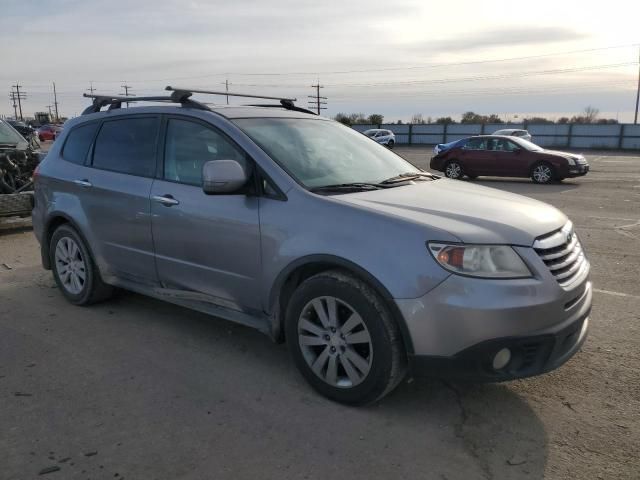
81,93 -> 210,115
246,103 -> 318,116
165,86 -> 296,103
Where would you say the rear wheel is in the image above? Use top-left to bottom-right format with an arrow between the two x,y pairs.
285,270 -> 407,405
531,162 -> 555,184
50,224 -> 113,305
444,160 -> 463,179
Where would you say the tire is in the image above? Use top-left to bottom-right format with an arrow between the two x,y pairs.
285,270 -> 407,405
531,162 -> 555,184
387,140 -> 395,149
49,224 -> 113,305
444,160 -> 463,180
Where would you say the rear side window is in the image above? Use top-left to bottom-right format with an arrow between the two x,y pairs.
92,117 -> 158,177
62,123 -> 99,165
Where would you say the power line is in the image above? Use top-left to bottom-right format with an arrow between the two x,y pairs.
15,43 -> 636,86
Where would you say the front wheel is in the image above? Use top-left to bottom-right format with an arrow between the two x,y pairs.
285,270 -> 407,405
387,140 -> 395,149
531,162 -> 555,184
444,160 -> 463,179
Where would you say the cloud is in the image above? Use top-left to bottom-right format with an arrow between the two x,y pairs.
414,27 -> 588,53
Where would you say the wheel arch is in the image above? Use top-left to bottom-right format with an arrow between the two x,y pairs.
268,254 -> 415,354
41,213 -> 93,270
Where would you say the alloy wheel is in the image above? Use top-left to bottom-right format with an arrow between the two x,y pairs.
297,296 -> 373,388
533,164 -> 552,183
54,236 -> 86,295
445,162 -> 462,179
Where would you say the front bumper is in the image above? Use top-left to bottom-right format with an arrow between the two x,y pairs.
396,244 -> 591,379
567,164 -> 589,177
409,310 -> 589,381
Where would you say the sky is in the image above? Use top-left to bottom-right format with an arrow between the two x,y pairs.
1,0 -> 639,122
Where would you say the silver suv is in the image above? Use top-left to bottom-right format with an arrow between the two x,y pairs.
33,88 -> 591,405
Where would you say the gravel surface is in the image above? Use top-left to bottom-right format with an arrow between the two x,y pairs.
1,147 -> 638,479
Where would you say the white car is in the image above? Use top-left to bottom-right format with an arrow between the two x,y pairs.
492,129 -> 532,141
363,129 -> 395,148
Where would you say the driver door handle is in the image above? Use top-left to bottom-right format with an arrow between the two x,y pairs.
152,194 -> 180,206
73,179 -> 92,188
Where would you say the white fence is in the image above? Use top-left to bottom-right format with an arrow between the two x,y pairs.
351,123 -> 640,150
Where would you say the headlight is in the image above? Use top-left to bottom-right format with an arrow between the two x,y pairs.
427,243 -> 532,278
566,157 -> 576,166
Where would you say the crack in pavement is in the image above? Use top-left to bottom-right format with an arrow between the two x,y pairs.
441,380 -> 493,480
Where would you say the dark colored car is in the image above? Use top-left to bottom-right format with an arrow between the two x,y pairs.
37,124 -> 61,141
6,120 -> 36,140
430,136 -> 589,184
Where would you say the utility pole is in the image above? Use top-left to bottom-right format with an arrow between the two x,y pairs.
87,81 -> 95,96
47,105 -> 53,119
634,45 -> 640,124
307,83 -> 327,115
11,83 -> 25,120
121,82 -> 132,107
52,82 -> 59,122
8,90 -> 18,119
225,79 -> 229,104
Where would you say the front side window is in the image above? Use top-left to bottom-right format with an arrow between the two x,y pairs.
163,119 -> 247,186
62,123 -> 99,165
463,138 -> 486,150
92,117 -> 158,177
234,118 -> 418,188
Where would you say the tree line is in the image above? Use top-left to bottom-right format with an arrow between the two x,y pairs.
334,106 -> 618,126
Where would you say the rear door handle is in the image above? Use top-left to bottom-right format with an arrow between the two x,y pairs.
152,194 -> 180,206
73,179 -> 92,188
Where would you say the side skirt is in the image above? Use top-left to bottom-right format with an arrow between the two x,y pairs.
109,278 -> 271,334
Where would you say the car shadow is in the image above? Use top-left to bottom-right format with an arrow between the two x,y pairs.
471,177 -> 581,196
2,278 -> 548,480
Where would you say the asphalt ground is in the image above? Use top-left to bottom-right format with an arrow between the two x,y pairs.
1,145 -> 638,479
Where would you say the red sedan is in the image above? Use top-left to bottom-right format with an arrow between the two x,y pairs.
430,135 -> 589,184
37,124 -> 62,141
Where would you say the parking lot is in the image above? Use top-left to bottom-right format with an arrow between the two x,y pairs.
1,145 -> 639,479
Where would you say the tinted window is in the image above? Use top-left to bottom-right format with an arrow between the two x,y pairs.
164,119 -> 247,186
92,117 -> 158,177
463,138 -> 486,150
62,123 -> 99,165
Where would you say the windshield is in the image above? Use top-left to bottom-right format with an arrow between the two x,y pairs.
511,137 -> 543,151
0,120 -> 26,145
234,118 -> 419,188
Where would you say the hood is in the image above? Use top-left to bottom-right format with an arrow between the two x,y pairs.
334,179 -> 567,246
541,149 -> 583,161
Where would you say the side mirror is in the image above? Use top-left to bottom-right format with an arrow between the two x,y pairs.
202,159 -> 248,194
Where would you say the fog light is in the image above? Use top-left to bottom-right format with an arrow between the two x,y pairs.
492,348 -> 511,370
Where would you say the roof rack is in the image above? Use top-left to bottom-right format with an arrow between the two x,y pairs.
81,90 -> 210,115
165,86 -> 317,115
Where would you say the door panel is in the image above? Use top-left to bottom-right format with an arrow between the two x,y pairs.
150,181 -> 262,311
81,116 -> 159,285
150,116 -> 262,312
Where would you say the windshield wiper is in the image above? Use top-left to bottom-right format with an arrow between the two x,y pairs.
380,171 -> 438,184
310,182 -> 384,193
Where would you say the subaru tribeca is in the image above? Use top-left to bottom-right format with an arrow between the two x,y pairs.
32,89 -> 591,405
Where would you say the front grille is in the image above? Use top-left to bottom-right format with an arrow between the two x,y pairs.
534,222 -> 587,287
